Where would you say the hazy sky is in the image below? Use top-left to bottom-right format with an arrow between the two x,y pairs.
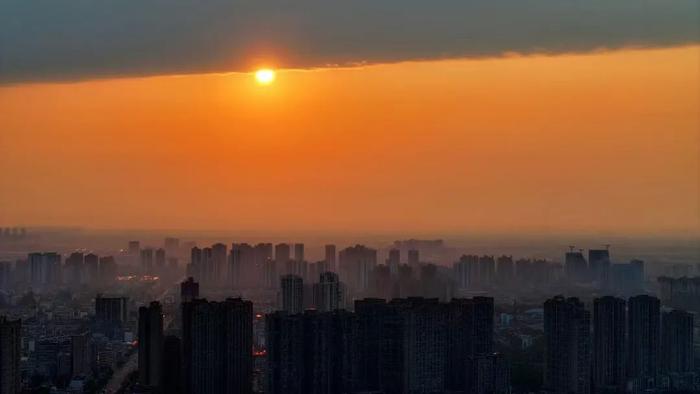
1,45 -> 698,235
1,2 -> 698,235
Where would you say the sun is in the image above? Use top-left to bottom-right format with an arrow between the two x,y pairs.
255,69 -> 276,85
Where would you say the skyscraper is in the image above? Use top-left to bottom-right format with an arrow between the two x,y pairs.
71,332 -> 91,377
593,296 -> 626,392
140,248 -> 154,275
338,245 -> 377,294
155,248 -> 166,271
627,295 -> 660,387
95,295 -> 128,323
211,243 -> 227,286
661,309 -> 694,373
182,298 -> 253,394
496,255 -> 514,285
164,237 -> 180,256
280,274 -> 304,314
324,244 -> 336,273
589,249 -> 611,286
128,240 -> 141,256
29,252 -> 61,290
162,335 -> 183,394
0,316 -> 21,394
479,255 -> 496,288
138,301 -> 163,388
386,248 -> 400,276
407,249 -> 419,267
275,243 -> 291,267
565,251 -> 588,283
84,253 -> 99,284
313,272 -> 342,312
544,296 -> 591,394
180,277 -> 199,303
294,243 -> 304,262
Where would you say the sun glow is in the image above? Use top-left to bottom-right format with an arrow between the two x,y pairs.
255,69 -> 276,85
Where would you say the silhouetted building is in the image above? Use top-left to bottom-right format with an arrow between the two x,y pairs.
544,296 -> 591,394
0,316 -> 21,394
386,248 -> 400,276
281,275 -> 304,314
140,248 -> 154,275
155,248 -> 166,271
128,240 -> 141,256
589,249 -> 611,286
84,253 -> 99,284
29,252 -> 61,290
565,251 -> 588,283
627,295 -> 660,388
407,249 -> 419,267
593,296 -> 626,393
138,301 -> 163,389
339,245 -> 377,294
294,243 -> 304,263
479,255 -> 496,288
71,332 -> 91,377
182,298 -> 253,394
180,277 -> 199,303
454,255 -> 479,290
496,255 -> 514,285
661,309 -> 694,373
211,243 -> 227,286
162,335 -> 183,394
324,244 -> 337,273
95,295 -> 128,323
313,272 -> 342,312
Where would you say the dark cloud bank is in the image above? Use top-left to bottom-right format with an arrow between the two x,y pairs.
1,0 -> 698,83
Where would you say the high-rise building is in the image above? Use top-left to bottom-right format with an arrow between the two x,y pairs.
138,301 -> 163,388
661,309 -> 694,373
339,245 -> 377,294
180,277 -> 199,303
589,249 -> 611,286
29,252 -> 61,290
627,295 -> 660,386
84,253 -> 99,284
182,298 -> 253,394
313,272 -> 342,312
65,252 -> 84,286
280,275 -> 304,314
211,243 -> 227,286
445,297 -> 495,391
164,237 -> 180,256
0,316 -> 21,394
71,332 -> 91,377
95,295 -> 128,323
407,249 -> 419,267
275,244 -> 291,267
265,311 -> 305,394
293,243 -> 304,263
188,247 -> 202,280
544,296 -> 591,394
324,244 -> 336,272
162,335 -> 183,394
479,256 -> 496,288
98,256 -> 116,285
128,241 -> 141,256
593,296 -> 626,392
386,248 -> 400,276
155,248 -> 166,271
453,255 -> 479,290
496,255 -> 514,285
565,251 -> 588,283
140,248 -> 154,275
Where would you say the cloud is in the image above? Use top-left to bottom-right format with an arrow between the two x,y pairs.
1,0 -> 698,83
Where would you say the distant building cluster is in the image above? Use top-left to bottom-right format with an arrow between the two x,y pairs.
1,238 -> 699,394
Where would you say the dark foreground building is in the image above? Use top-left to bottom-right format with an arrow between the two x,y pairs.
266,297 -> 507,394
544,296 -> 591,394
0,316 -> 21,394
182,298 -> 253,394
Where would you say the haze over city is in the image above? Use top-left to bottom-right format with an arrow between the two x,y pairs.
1,1 -> 699,394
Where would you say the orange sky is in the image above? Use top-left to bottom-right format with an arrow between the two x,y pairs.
1,46 -> 698,235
